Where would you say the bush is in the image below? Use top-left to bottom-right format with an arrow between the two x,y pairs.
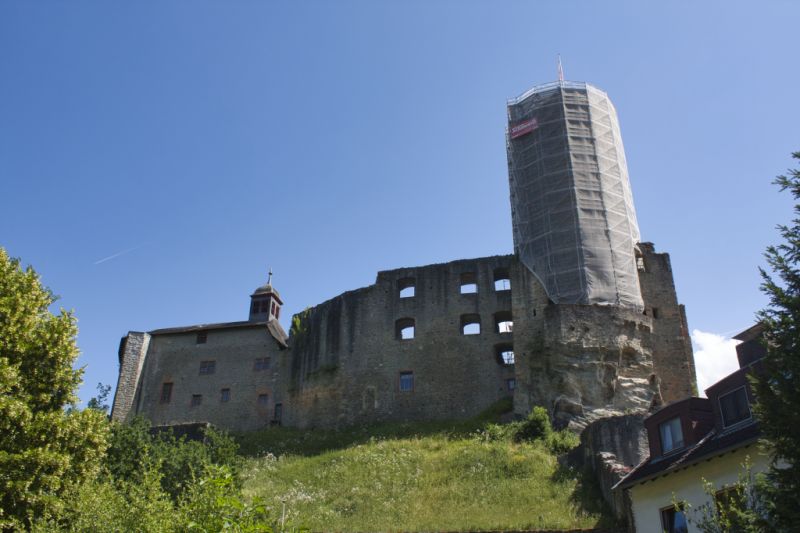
513,406 -> 552,443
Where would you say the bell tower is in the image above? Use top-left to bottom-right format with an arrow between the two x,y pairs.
249,269 -> 283,322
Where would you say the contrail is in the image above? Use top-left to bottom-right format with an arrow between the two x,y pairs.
94,243 -> 146,265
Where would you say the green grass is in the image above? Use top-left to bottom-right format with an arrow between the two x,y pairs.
235,401 -> 614,532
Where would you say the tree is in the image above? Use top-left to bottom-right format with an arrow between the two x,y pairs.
0,248 -> 109,528
754,151 -> 800,528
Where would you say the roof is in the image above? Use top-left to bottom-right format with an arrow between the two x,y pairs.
149,319 -> 288,348
615,420 -> 761,490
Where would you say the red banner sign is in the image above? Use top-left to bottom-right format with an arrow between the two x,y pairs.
510,117 -> 538,139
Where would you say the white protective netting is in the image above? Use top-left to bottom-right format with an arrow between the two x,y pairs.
506,81 -> 643,311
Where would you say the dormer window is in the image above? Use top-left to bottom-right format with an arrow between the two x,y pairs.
659,417 -> 684,454
719,386 -> 751,427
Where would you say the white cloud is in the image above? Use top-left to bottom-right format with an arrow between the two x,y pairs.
691,329 -> 741,396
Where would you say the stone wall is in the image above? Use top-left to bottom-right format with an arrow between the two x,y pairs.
283,255 -> 518,428
637,243 -> 696,402
110,331 -> 150,422
125,325 -> 286,432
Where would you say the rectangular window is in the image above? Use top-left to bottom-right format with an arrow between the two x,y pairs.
399,371 -> 414,392
196,331 -> 207,344
160,382 -> 173,404
659,417 -> 684,454
274,403 -> 283,422
258,393 -> 269,406
199,360 -> 216,375
190,394 -> 202,407
660,505 -> 688,533
506,378 -> 516,391
719,386 -> 751,427
220,388 -> 230,403
253,357 -> 271,371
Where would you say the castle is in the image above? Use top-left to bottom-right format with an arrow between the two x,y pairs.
110,80 -> 697,432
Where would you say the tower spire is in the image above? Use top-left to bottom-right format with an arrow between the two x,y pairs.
557,54 -> 564,82
267,268 -> 273,286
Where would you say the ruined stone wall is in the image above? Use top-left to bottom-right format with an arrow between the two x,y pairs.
127,326 -> 285,432
636,243 -> 696,402
110,331 -> 150,422
283,255 -> 518,429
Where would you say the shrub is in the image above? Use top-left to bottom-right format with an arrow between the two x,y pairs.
513,406 -> 552,443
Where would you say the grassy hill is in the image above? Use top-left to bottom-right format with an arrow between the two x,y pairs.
235,402 -> 615,532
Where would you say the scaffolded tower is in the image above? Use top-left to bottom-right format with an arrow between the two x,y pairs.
506,81 -> 643,310
506,81 -> 643,311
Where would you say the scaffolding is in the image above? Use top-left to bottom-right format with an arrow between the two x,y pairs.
506,81 -> 643,311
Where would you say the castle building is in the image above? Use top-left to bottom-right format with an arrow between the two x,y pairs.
111,80 -> 697,432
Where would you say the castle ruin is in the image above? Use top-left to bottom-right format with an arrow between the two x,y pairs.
111,80 -> 696,432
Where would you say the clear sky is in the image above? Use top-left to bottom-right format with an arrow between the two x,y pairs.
1,1 -> 798,403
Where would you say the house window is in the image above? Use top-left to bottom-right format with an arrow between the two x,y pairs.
719,386 -> 751,427
660,505 -> 688,533
258,393 -> 269,406
659,417 -> 684,454
220,388 -> 231,403
460,272 -> 477,294
253,357 -> 271,371
398,277 -> 415,298
494,311 -> 513,333
199,360 -> 216,375
461,314 -> 481,335
196,331 -> 207,344
190,394 -> 202,407
396,318 -> 415,340
160,382 -> 173,404
494,268 -> 511,291
399,371 -> 414,392
506,378 -> 516,391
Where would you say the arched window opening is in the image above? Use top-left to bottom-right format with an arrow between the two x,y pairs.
395,318 -> 415,340
495,343 -> 515,366
460,314 -> 481,335
460,272 -> 478,294
398,277 -> 416,298
494,268 -> 511,291
494,311 -> 513,334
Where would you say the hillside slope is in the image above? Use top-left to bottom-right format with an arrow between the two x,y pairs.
237,407 -> 614,532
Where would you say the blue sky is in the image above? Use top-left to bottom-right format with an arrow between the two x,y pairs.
1,1 -> 798,403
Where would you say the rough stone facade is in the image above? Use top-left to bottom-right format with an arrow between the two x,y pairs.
111,243 -> 694,433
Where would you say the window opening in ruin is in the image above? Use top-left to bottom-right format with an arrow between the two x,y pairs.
460,272 -> 477,294
460,314 -> 481,335
494,311 -> 513,334
399,371 -> 414,392
253,357 -> 271,371
199,360 -> 216,375
398,277 -> 416,298
160,382 -> 173,404
191,394 -> 202,407
659,417 -> 684,454
651,307 -> 660,319
719,386 -> 751,428
273,403 -> 283,424
258,393 -> 269,406
196,331 -> 207,344
506,378 -> 516,391
220,388 -> 230,403
396,318 -> 415,340
494,268 -> 511,291
495,343 -> 515,366
636,256 -> 647,272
